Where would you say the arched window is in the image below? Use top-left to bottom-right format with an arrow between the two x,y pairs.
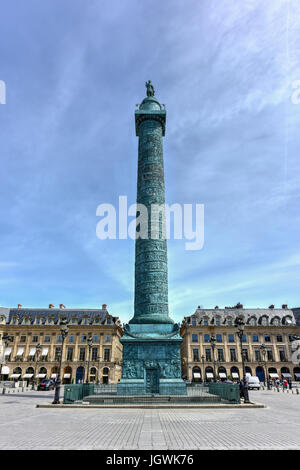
271,317 -> 281,326
203,317 -> 209,326
215,316 -> 221,326
191,317 -> 197,326
248,317 -> 257,326
260,316 -> 269,326
226,317 -> 233,326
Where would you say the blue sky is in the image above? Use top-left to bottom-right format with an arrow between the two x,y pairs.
1,0 -> 300,323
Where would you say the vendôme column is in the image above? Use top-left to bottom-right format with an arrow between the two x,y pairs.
117,82 -> 186,396
130,80 -> 173,325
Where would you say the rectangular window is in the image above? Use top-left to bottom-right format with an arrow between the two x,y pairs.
228,334 -> 235,343
44,336 -> 51,343
267,349 -> 273,361
205,348 -> 211,362
204,334 -> 210,343
20,336 -> 26,343
192,334 -> 198,343
230,349 -> 237,361
217,349 -> 224,362
279,350 -> 286,361
32,335 -> 39,343
255,350 -> 261,361
216,334 -> 222,343
105,335 -> 111,343
79,348 -> 86,361
106,318 -> 111,325
81,335 -> 87,343
54,347 -> 61,361
68,335 -> 75,343
93,335 -> 99,343
252,335 -> 259,342
242,334 -> 246,343
67,348 -> 73,361
277,335 -> 283,342
242,349 -> 249,361
193,349 -> 199,361
56,335 -> 62,343
92,347 -> 98,361
264,335 -> 271,343
104,349 -> 110,362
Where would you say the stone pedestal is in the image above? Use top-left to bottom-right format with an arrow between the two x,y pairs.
117,324 -> 187,395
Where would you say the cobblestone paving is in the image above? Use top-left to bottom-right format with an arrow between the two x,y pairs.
0,390 -> 300,449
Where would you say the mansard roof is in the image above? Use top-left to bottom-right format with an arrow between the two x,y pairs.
183,306 -> 297,326
2,307 -> 120,326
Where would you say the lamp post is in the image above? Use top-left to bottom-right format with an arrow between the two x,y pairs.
210,335 -> 217,382
260,344 -> 271,390
86,335 -> 93,384
235,317 -> 250,403
52,319 -> 69,404
32,343 -> 42,390
201,354 -> 205,384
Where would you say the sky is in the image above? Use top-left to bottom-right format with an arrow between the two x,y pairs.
0,0 -> 300,323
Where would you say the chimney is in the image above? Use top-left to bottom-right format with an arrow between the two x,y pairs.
49,304 -> 55,309
269,304 -> 275,309
17,304 -> 22,309
215,306 -> 219,309
282,304 -> 288,309
59,304 -> 66,309
102,304 -> 107,310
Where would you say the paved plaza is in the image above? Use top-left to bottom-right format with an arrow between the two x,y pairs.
0,389 -> 300,450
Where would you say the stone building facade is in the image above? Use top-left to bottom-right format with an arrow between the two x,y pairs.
0,304 -> 123,385
180,305 -> 300,383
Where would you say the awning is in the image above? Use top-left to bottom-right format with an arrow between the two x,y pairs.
16,347 -> 24,356
295,373 -> 300,378
51,373 -> 57,378
193,372 -> 201,378
1,366 -> 10,375
232,372 -> 239,378
206,372 -> 214,378
269,373 -> 279,378
10,374 -> 21,379
64,373 -> 71,378
245,373 -> 251,377
282,373 -> 292,378
37,374 -> 46,378
41,347 -> 49,356
219,373 -> 227,378
29,347 -> 36,356
4,348 -> 12,356
23,374 -> 33,378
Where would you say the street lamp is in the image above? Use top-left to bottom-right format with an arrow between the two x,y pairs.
260,344 -> 271,390
210,335 -> 217,382
235,317 -> 250,403
86,335 -> 93,384
32,343 -> 42,390
52,319 -> 69,404
201,354 -> 205,384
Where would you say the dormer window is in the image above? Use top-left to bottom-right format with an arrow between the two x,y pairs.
249,317 -> 257,326
35,317 -> 41,325
191,317 -> 196,326
11,316 -> 17,325
71,317 -> 77,324
94,317 -> 100,324
106,317 -> 111,325
203,317 -> 209,326
215,316 -> 221,326
47,317 -> 54,324
227,317 -> 233,326
82,317 -> 89,325
272,317 -> 281,326
260,316 -> 268,326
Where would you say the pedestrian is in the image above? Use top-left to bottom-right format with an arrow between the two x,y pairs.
284,379 -> 288,390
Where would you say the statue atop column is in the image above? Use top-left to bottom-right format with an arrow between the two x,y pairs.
145,80 -> 155,97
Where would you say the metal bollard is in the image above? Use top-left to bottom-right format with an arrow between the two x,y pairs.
296,388 -> 299,395
2,388 -> 5,395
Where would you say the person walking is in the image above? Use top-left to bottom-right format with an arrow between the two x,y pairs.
283,378 -> 288,390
